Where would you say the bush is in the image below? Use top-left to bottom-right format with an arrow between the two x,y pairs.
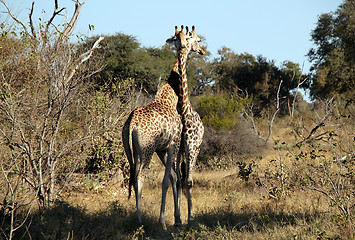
84,90 -> 130,182
197,93 -> 252,130
197,121 -> 265,170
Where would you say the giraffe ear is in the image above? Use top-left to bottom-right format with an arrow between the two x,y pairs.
166,36 -> 176,44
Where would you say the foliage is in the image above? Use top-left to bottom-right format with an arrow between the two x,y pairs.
291,102 -> 355,233
308,0 -> 355,99
84,34 -> 176,95
198,94 -> 238,130
212,48 -> 305,114
262,98 -> 355,235
85,90 -> 130,179
196,92 -> 264,169
184,36 -> 213,96
197,92 -> 253,130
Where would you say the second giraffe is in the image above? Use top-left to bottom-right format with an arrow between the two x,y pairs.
167,25 -> 205,225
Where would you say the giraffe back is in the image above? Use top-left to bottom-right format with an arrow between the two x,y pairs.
123,68 -> 183,153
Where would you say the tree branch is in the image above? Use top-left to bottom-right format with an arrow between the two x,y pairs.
291,76 -> 308,118
28,2 -> 36,39
59,0 -> 85,42
265,80 -> 283,144
0,0 -> 30,36
39,0 -> 65,49
296,97 -> 334,145
65,36 -> 104,83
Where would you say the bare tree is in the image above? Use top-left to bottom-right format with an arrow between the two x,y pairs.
240,80 -> 283,145
1,161 -> 35,240
304,152 -> 354,235
288,95 -> 355,237
292,97 -> 348,146
288,63 -> 308,118
0,0 -> 104,213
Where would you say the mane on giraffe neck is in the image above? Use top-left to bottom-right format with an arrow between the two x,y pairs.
153,59 -> 180,107
166,59 -> 180,97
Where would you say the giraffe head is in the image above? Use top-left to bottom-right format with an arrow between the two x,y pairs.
166,25 -> 205,55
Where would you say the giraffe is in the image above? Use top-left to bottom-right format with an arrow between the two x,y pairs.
166,26 -> 205,224
122,63 -> 182,229
122,27 -> 203,229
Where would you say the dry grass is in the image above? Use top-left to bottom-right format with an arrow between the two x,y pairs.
3,111 -> 354,239
10,153 -> 350,240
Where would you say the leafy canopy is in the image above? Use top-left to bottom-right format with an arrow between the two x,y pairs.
308,0 -> 355,100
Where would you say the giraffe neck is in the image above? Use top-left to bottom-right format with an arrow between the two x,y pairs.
172,58 -> 179,73
177,48 -> 191,115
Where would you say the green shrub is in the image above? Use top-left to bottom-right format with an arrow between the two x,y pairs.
197,93 -> 252,130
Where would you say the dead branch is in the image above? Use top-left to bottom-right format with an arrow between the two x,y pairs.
296,97 -> 335,145
0,0 -> 29,36
65,36 -> 104,84
0,0 -> 106,209
1,162 -> 35,239
237,89 -> 265,142
28,2 -> 36,39
59,0 -> 85,43
264,80 -> 283,144
42,0 -> 66,45
289,62 -> 308,118
290,77 -> 308,118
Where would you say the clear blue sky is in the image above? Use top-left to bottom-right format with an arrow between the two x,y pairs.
2,0 -> 342,73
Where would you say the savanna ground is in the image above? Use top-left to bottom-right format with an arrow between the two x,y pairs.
19,162 -> 350,240
8,116 -> 353,240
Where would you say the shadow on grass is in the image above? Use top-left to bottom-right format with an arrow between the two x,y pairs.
12,200 -> 182,240
190,206 -> 321,234
9,200 -> 322,240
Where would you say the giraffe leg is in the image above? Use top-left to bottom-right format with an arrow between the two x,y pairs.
159,147 -> 175,230
186,177 -> 194,224
175,150 -> 183,226
170,167 -> 182,226
157,151 -> 182,226
183,149 -> 197,225
134,171 -> 143,225
134,145 -> 153,225
181,160 -> 193,224
131,136 -> 143,225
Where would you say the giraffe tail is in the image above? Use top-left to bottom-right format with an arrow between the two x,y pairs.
128,127 -> 140,199
128,127 -> 134,199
